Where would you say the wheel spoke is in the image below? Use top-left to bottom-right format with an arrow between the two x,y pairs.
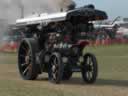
54,57 -> 57,65
89,61 -> 93,66
21,63 -> 27,67
28,50 -> 32,57
86,72 -> 89,79
52,65 -> 56,73
89,72 -> 93,79
86,72 -> 91,80
53,70 -> 59,80
87,57 -> 92,65
53,73 -> 56,80
23,67 -> 29,75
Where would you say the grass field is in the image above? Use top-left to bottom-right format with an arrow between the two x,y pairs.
0,44 -> 128,96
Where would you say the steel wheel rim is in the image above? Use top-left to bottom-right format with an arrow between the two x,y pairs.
19,42 -> 32,77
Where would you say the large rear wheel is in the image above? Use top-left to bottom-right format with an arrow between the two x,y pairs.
18,38 -> 39,80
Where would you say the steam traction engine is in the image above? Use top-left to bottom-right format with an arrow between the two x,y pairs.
16,5 -> 107,84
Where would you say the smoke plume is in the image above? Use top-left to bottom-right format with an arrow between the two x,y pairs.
0,0 -> 75,23
0,0 -> 75,42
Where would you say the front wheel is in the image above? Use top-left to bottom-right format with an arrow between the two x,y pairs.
48,52 -> 64,84
81,53 -> 98,84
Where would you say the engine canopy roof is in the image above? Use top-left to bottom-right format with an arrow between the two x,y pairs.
16,5 -> 108,26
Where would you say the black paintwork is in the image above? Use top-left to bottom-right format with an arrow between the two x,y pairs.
67,5 -> 108,21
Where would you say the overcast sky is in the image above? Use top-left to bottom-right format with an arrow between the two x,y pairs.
75,0 -> 128,19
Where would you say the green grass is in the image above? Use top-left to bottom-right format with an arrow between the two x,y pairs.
0,44 -> 128,96
0,52 -> 17,64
